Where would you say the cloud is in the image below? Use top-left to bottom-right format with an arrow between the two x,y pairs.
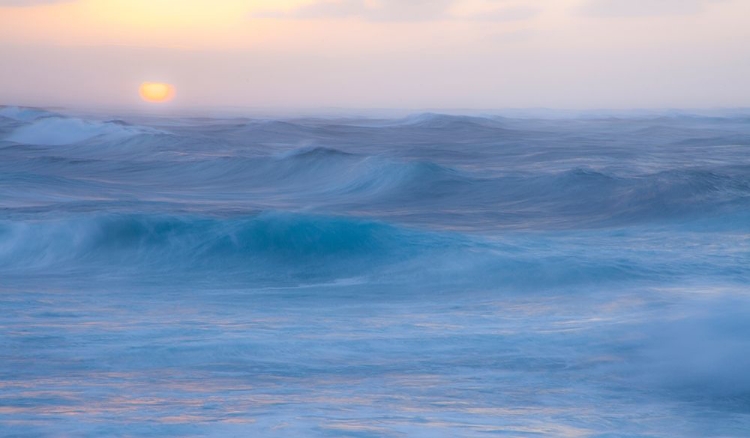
253,0 -> 539,22
579,0 -> 719,17
0,0 -> 72,6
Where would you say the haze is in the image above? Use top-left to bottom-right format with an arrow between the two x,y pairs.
1,0 -> 749,110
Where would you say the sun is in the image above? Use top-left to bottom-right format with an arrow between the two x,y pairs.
139,82 -> 175,103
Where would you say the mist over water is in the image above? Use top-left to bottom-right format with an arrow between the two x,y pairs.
1,106 -> 749,436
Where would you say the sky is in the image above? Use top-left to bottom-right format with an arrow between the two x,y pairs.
0,0 -> 749,111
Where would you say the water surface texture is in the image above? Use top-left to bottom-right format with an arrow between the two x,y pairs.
1,106 -> 749,437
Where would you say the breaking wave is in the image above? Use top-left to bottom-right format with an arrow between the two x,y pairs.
4,113 -> 164,146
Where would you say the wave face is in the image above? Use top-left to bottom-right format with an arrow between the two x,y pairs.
1,106 -> 750,437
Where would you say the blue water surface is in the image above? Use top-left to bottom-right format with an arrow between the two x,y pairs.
1,106 -> 749,437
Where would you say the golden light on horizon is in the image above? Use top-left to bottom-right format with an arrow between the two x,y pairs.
139,82 -> 175,103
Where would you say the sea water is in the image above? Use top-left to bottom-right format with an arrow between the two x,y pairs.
1,106 -> 749,437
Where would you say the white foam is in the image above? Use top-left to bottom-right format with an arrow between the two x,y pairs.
0,106 -> 54,122
6,116 -> 159,146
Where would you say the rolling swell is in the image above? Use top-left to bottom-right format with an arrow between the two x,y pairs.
0,210 -> 731,289
0,213 -> 437,281
2,141 -> 749,229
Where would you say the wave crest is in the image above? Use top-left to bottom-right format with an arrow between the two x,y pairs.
5,116 -> 164,146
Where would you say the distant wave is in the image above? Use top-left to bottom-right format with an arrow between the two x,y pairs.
275,145 -> 354,159
239,149 -> 750,227
2,131 -> 749,229
1,110 -> 749,232
4,113 -> 164,146
393,113 -> 505,129
0,106 -> 57,122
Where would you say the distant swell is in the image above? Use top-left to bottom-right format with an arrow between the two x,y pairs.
5,116 -> 164,146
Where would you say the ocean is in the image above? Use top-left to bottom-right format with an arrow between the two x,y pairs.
1,106 -> 749,437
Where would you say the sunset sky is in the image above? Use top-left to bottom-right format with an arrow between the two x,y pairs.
1,0 -> 749,110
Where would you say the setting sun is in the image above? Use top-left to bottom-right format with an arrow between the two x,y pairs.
139,82 -> 175,103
